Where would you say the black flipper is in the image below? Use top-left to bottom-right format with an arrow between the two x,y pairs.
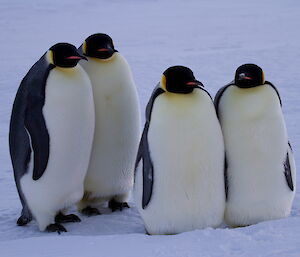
224,157 -> 228,201
25,89 -> 50,180
284,143 -> 294,191
135,85 -> 165,209
9,54 -> 54,220
25,56 -> 53,180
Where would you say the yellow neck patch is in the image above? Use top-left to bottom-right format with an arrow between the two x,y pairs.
262,71 -> 265,84
82,41 -> 87,55
46,50 -> 54,65
161,75 -> 167,91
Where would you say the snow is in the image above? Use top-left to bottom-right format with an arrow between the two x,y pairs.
0,0 -> 300,256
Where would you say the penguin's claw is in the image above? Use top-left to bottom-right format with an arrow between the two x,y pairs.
81,206 -> 101,216
55,212 -> 81,223
46,223 -> 67,234
17,215 -> 32,226
109,199 -> 130,212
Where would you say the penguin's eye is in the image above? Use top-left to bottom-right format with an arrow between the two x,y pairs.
239,73 -> 252,80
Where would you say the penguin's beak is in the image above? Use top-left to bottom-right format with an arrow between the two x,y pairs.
94,46 -> 116,59
97,46 -> 117,53
66,56 -> 81,60
66,55 -> 88,61
97,48 -> 110,52
186,80 -> 204,87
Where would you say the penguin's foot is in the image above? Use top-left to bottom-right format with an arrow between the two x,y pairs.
55,212 -> 81,223
81,206 -> 101,216
46,223 -> 67,234
17,214 -> 32,226
109,199 -> 130,212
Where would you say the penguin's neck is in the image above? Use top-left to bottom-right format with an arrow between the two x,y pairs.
54,66 -> 80,75
88,53 -> 118,64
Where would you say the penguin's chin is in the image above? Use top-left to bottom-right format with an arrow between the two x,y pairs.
235,80 -> 262,88
89,52 -> 117,62
166,87 -> 196,94
56,61 -> 80,68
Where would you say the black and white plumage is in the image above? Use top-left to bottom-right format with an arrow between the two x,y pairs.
77,34 -> 141,214
135,85 -> 165,209
134,66 -> 225,235
215,64 -> 296,227
10,55 -> 52,226
9,43 -> 94,232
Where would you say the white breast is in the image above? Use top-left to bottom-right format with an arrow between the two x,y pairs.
219,84 -> 295,226
20,66 -> 95,230
134,89 -> 225,235
80,53 -> 140,198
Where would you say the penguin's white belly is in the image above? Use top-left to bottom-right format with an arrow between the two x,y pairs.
135,90 -> 225,235
20,66 -> 94,229
80,54 -> 140,198
220,85 -> 295,226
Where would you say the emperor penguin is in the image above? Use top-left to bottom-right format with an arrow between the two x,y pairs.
9,43 -> 95,232
77,33 -> 140,215
214,64 -> 296,227
134,66 -> 225,235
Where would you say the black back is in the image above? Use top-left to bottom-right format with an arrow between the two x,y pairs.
135,85 -> 165,209
9,54 -> 54,215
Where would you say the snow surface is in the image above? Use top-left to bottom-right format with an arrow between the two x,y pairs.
1,0 -> 300,256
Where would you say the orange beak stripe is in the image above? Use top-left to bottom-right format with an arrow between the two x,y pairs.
97,48 -> 110,52
66,56 -> 81,60
186,82 -> 198,86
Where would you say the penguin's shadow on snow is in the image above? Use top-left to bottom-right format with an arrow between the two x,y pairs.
69,204 -> 146,236
4,203 -> 146,239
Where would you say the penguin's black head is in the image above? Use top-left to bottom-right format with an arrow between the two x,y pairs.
83,33 -> 118,60
235,64 -> 265,88
49,43 -> 87,68
161,66 -> 203,94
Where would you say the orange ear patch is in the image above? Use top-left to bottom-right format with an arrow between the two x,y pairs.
161,75 -> 167,90
82,41 -> 87,54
